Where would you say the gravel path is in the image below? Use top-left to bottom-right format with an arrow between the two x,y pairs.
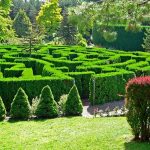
82,99 -> 125,117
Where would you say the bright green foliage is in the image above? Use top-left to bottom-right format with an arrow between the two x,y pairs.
1,117 -> 150,149
0,96 -> 6,120
68,0 -> 150,42
143,29 -> 150,52
13,9 -> 32,38
10,87 -> 31,119
0,0 -> 12,13
36,0 -> 62,34
0,0 -> 15,43
65,84 -> 83,116
35,85 -> 59,118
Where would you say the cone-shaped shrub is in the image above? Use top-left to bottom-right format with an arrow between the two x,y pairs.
35,85 -> 59,118
10,87 -> 31,119
0,97 -> 6,120
65,85 -> 83,116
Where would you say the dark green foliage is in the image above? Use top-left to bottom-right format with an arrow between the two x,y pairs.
58,94 -> 68,116
13,9 -> 32,38
65,85 -> 83,116
0,97 -> 6,120
89,71 -> 135,105
143,29 -> 150,52
93,25 -> 150,51
126,76 -> 150,141
35,85 -> 59,118
59,8 -> 78,45
10,87 -> 31,119
67,72 -> 95,98
10,0 -> 42,23
0,76 -> 73,111
43,57 -> 82,72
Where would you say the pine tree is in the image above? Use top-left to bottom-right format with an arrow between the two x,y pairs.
65,85 -> 83,116
0,97 -> 6,120
10,87 -> 31,119
13,9 -> 32,38
143,29 -> 150,52
59,8 -> 77,45
35,85 -> 59,118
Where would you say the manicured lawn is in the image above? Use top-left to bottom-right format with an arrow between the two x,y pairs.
0,117 -> 149,150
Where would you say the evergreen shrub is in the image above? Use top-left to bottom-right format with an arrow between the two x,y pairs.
0,97 -> 6,120
10,87 -> 31,119
35,85 -> 59,118
65,85 -> 83,116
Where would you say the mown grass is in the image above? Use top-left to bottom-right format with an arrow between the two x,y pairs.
0,117 -> 149,150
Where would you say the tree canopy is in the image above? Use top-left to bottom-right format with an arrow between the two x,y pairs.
0,0 -> 15,43
36,0 -> 62,34
68,0 -> 150,42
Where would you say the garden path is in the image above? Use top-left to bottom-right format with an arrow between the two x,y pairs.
82,99 -> 125,117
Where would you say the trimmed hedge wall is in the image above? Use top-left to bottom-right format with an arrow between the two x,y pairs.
66,72 -> 95,98
93,24 -> 150,51
89,71 -> 135,105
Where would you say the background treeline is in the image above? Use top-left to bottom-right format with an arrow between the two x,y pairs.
0,0 -> 150,51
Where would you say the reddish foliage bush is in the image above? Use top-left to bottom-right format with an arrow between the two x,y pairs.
126,76 -> 150,141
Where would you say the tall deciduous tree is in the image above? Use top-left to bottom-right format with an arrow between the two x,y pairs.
36,0 -> 62,35
0,0 -> 15,43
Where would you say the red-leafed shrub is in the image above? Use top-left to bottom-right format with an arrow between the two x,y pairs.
126,76 -> 150,141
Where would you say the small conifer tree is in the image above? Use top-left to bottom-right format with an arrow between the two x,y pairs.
10,87 -> 31,119
0,97 -> 6,120
35,85 -> 59,118
143,29 -> 150,52
65,85 -> 83,116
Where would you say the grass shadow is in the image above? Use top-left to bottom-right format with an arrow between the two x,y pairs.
124,140 -> 150,150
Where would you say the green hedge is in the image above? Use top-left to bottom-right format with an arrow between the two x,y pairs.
89,71 -> 135,105
43,56 -> 83,72
66,72 -> 95,98
93,24 -> 150,51
0,72 -> 3,78
0,76 -> 74,111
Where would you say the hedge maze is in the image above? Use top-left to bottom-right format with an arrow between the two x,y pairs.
1,45 -> 150,110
